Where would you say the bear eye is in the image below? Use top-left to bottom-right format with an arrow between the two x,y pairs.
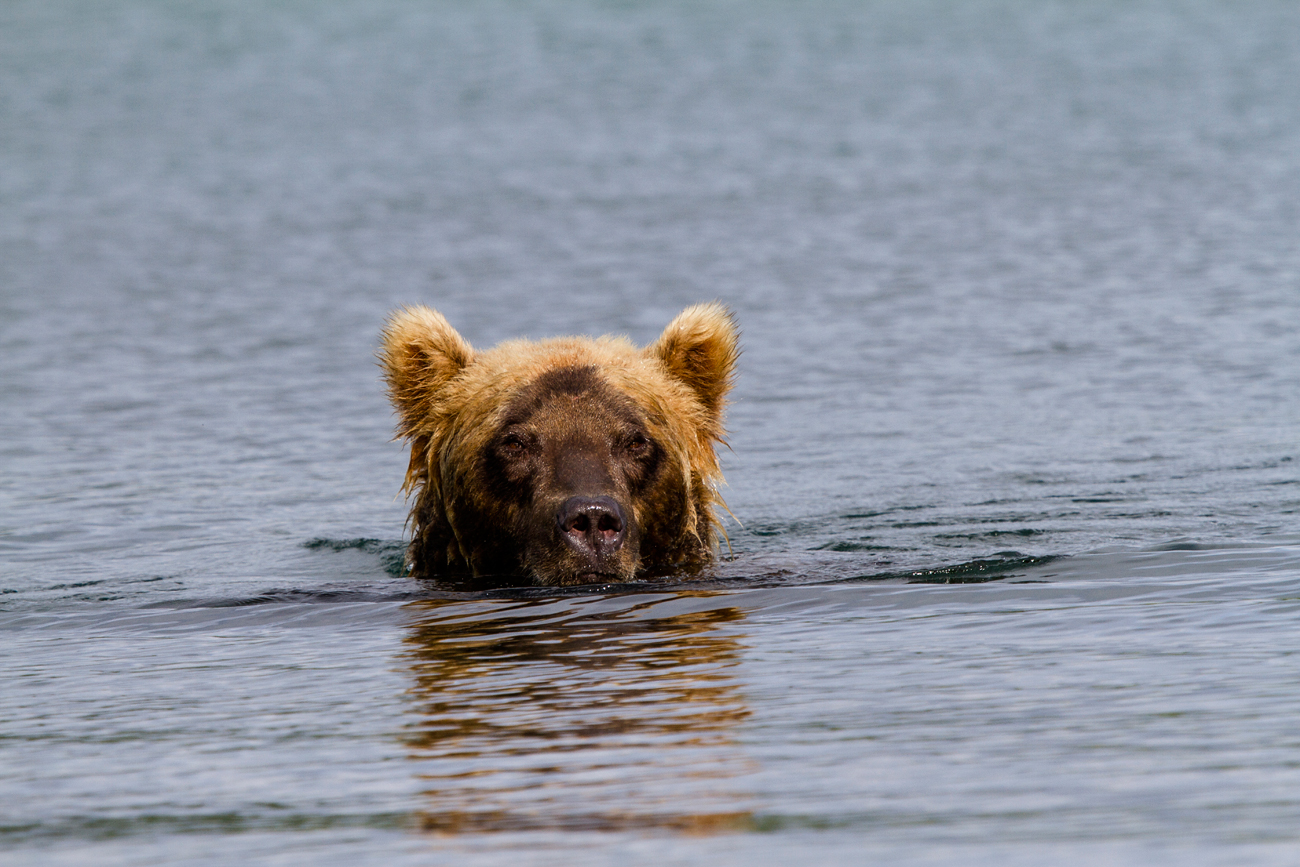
500,432 -> 527,453
626,432 -> 650,453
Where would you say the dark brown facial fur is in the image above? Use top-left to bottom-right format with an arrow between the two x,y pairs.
455,366 -> 685,585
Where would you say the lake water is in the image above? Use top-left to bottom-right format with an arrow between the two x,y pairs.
2,1 -> 1299,864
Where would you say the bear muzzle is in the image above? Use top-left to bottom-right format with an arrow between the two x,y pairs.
558,495 -> 627,556
514,489 -> 639,585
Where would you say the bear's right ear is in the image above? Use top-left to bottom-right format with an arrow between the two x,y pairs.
650,302 -> 739,430
379,306 -> 474,437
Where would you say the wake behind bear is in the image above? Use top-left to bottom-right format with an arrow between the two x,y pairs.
379,304 -> 739,586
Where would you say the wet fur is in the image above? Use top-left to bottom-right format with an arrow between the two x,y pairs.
379,304 -> 738,586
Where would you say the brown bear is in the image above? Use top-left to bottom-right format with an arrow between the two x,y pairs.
379,304 -> 739,586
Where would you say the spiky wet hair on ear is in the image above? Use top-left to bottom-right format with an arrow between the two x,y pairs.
650,302 -> 740,443
379,306 -> 475,441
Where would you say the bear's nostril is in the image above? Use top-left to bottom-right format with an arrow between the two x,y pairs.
558,496 -> 626,557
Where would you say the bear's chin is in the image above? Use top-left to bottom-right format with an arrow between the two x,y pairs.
565,572 -> 619,586
520,540 -> 640,587
531,564 -> 638,587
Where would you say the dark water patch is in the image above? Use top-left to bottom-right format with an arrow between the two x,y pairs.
839,504 -> 933,520
742,519 -> 824,539
1,810 -> 413,843
868,554 -> 1057,585
815,540 -> 897,552
303,537 -> 408,578
42,579 -> 109,590
934,528 -> 1046,540
745,806 -> 1300,842
1156,540 -> 1211,552
145,586 -> 429,608
0,574 -> 190,613
1231,456 -> 1295,472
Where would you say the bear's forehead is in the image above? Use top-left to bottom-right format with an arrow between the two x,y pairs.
497,364 -> 645,429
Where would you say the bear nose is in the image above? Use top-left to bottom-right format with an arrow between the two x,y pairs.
557,496 -> 627,558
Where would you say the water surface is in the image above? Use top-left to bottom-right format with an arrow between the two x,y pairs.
2,1 -> 1299,864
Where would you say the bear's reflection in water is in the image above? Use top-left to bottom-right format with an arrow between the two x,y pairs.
401,592 -> 755,833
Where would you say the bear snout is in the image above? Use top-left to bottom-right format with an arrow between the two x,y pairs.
557,496 -> 628,563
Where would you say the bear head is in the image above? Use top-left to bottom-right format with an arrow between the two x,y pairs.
379,304 -> 739,586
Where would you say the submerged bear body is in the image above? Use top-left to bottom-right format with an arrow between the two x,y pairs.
379,304 -> 738,586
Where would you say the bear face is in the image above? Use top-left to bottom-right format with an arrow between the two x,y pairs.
380,304 -> 738,586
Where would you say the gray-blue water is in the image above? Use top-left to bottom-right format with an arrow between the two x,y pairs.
3,1 -> 1299,864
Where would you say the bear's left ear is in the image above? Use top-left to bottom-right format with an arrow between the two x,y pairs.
650,303 -> 739,425
379,306 -> 474,437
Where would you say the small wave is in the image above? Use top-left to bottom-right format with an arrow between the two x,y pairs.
302,537 -> 407,577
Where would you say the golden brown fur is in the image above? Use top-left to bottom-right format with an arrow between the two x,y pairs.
379,304 -> 739,586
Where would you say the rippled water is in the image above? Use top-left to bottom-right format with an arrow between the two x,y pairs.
3,1 -> 1299,864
